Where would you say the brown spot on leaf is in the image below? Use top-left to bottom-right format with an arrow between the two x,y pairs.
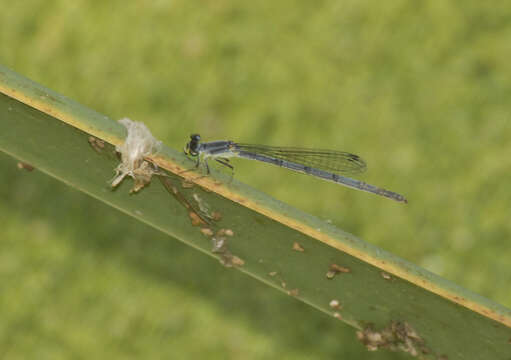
189,211 -> 204,226
230,256 -> 245,267
211,211 -> 222,221
356,321 -> 429,356
200,228 -> 214,237
287,288 -> 299,297
326,264 -> 351,279
88,136 -> 105,153
17,162 -> 34,171
381,272 -> 392,280
329,299 -> 342,309
331,264 -> 351,273
292,242 -> 305,252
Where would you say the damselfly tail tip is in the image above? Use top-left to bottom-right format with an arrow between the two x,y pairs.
392,193 -> 408,204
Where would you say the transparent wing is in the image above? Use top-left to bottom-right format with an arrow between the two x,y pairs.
234,143 -> 367,175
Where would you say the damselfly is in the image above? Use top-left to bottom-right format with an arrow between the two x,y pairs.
184,134 -> 407,203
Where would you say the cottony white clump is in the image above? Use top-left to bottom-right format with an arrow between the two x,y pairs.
112,118 -> 162,192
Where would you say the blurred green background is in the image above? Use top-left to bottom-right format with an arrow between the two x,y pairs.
1,1 -> 510,359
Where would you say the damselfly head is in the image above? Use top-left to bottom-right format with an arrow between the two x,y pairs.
185,134 -> 201,156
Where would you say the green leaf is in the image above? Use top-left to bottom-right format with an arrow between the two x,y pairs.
1,64 -> 510,359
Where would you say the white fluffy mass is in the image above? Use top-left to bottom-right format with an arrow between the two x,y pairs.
112,118 -> 162,191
